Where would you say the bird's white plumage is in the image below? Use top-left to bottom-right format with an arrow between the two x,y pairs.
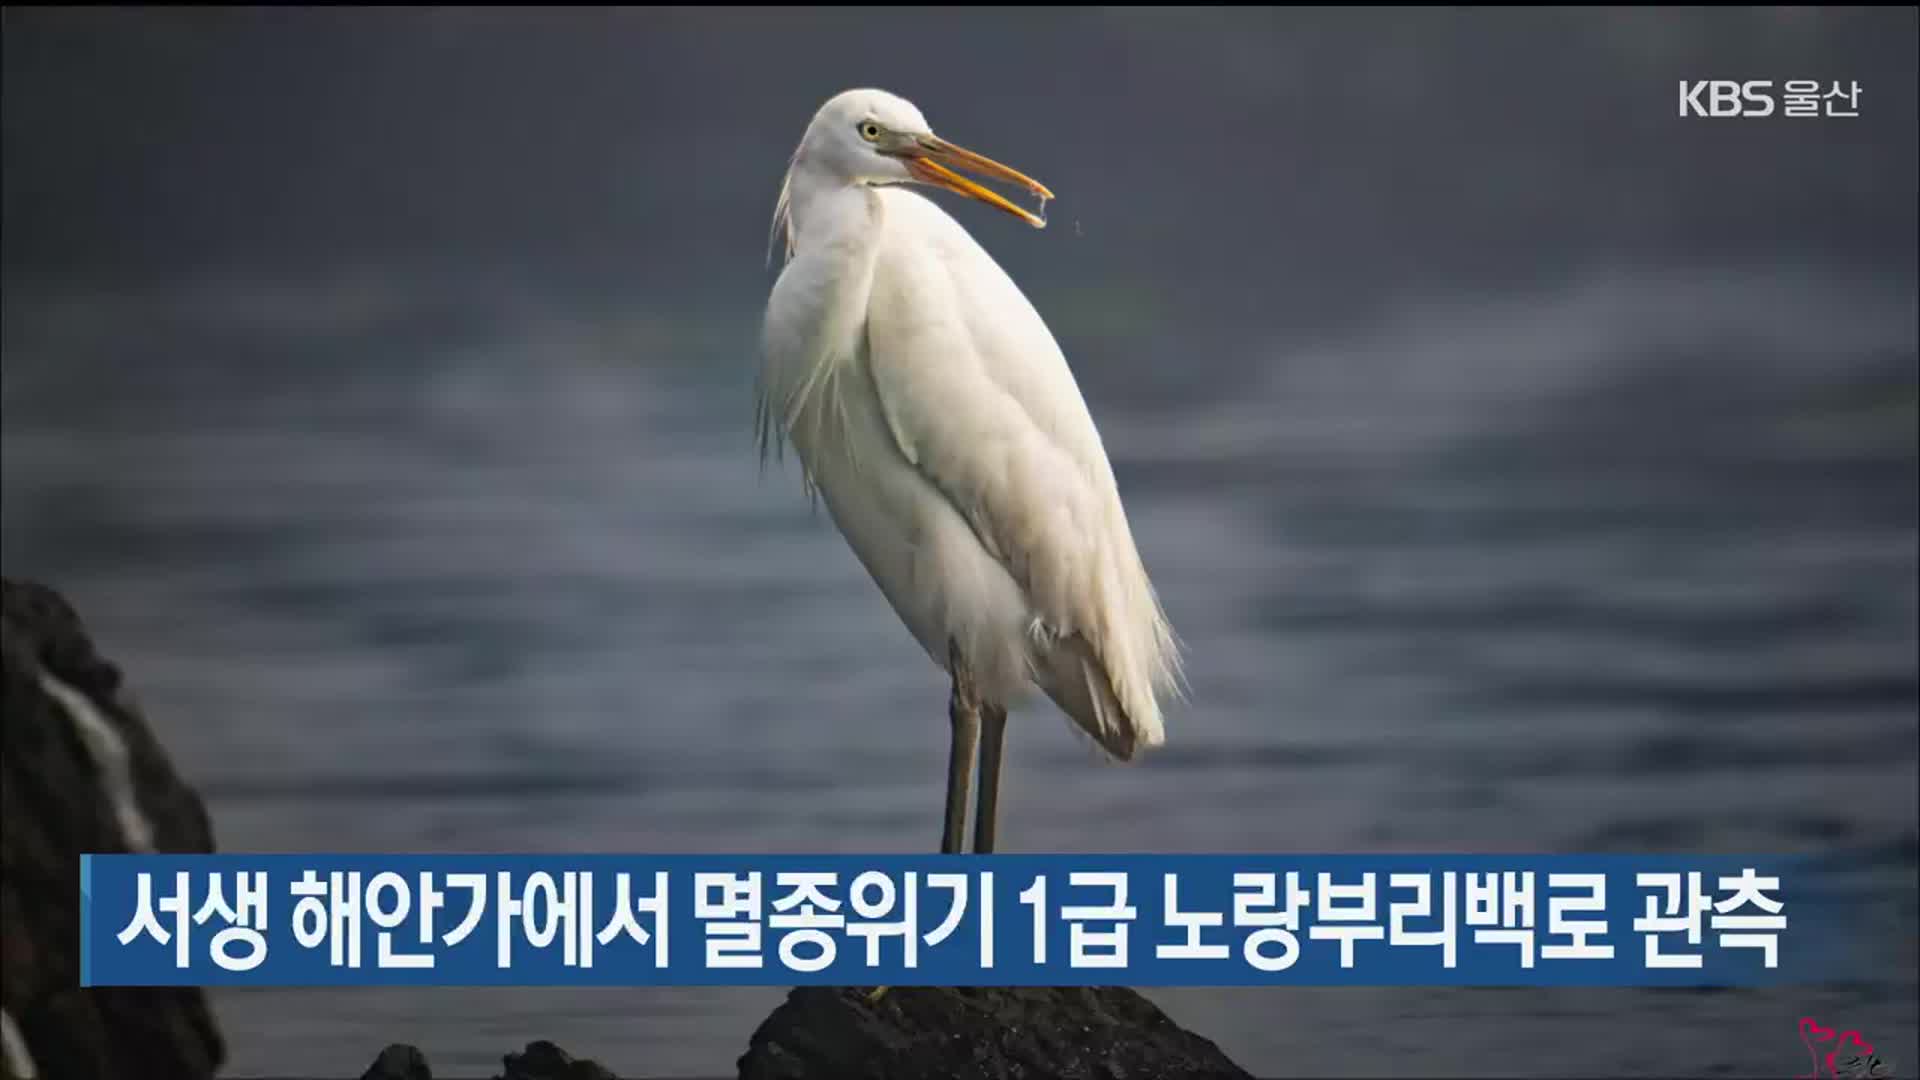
757,89 -> 1181,759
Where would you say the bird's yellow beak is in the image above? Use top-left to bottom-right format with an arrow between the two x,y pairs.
897,134 -> 1053,229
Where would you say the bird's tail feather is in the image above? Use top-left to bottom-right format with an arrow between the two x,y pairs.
1037,633 -> 1163,762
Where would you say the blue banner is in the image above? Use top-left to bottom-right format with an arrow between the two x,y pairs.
80,853 -> 1839,988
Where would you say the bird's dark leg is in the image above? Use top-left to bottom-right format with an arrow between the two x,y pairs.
972,702 -> 1009,854
941,640 -> 980,855
875,643 -> 982,1005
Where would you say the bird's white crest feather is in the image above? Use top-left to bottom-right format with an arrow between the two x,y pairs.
765,139 -> 802,270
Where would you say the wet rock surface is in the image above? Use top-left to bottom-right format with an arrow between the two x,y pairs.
737,985 -> 1254,1080
0,578 -> 224,1080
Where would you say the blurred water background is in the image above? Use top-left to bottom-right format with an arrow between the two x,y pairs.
4,8 -> 1916,1077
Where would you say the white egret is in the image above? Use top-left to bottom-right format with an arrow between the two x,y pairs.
756,89 -> 1182,854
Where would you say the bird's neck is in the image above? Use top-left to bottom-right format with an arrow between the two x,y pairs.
785,162 -> 884,261
762,165 -> 887,474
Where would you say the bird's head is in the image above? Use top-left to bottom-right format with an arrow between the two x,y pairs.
796,88 -> 1053,229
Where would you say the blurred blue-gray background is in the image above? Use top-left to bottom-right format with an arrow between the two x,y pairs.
4,8 -> 1915,1077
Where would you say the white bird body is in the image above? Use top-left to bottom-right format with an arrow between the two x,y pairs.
757,89 -> 1180,767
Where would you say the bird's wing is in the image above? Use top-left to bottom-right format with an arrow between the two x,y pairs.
864,190 -> 1180,752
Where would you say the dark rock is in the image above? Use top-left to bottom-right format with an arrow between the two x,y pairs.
496,1039 -> 620,1080
357,1040 -> 618,1080
361,1043 -> 434,1080
0,578 -> 224,1080
737,986 -> 1253,1080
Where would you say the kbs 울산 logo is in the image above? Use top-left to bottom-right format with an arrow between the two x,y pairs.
1800,1017 -> 1894,1079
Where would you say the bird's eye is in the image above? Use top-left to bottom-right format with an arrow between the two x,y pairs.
859,122 -> 882,142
